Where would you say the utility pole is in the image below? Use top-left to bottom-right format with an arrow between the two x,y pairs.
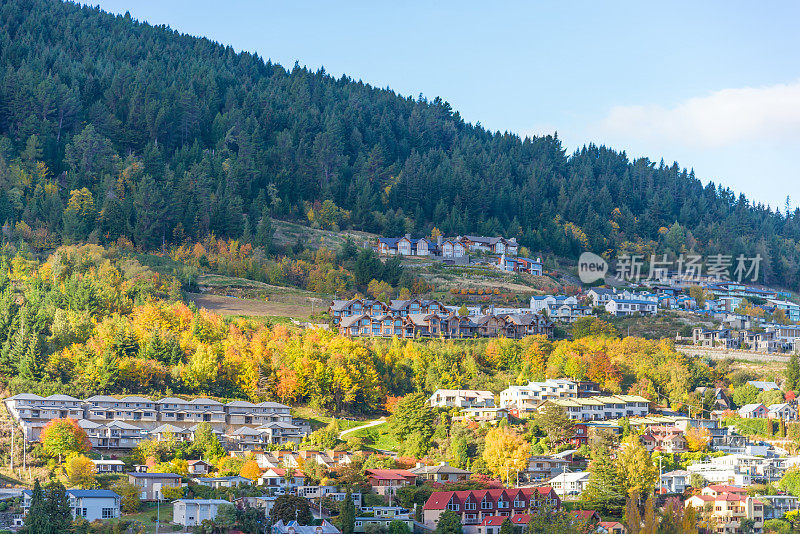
10,424 -> 14,472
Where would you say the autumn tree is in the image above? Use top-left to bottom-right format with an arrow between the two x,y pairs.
685,426 -> 712,452
482,427 -> 529,485
391,392 -> 434,457
240,459 -> 261,480
111,481 -> 141,513
40,418 -> 91,462
65,455 -> 96,489
617,434 -> 657,498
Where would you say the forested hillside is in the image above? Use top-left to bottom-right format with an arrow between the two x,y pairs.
1,0 -> 799,288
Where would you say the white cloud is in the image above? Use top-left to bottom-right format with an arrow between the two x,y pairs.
599,79 -> 800,148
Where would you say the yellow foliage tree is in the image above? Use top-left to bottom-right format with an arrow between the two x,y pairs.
240,459 -> 262,480
685,426 -> 711,452
482,427 -> 529,485
65,454 -> 96,489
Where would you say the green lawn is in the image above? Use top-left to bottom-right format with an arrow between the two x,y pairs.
350,424 -> 400,452
114,502 -> 175,534
292,407 -> 367,432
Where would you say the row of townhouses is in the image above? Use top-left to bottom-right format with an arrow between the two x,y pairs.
540,395 -> 651,421
3,394 -> 310,448
499,380 -> 601,414
378,235 -> 519,258
329,299 -> 554,339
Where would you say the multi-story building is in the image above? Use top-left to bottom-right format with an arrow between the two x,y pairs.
659,469 -> 691,493
365,469 -> 417,498
79,420 -> 147,449
4,393 -> 309,450
224,400 -> 293,425
331,300 -> 553,340
524,456 -> 569,483
499,380 -> 579,415
84,395 -> 159,423
224,421 -> 306,449
428,390 -> 495,409
127,472 -> 183,500
422,488 -> 560,534
3,393 -> 84,440
157,397 -> 226,424
604,299 -> 658,317
22,489 -> 120,522
684,493 -> 764,534
692,328 -> 739,349
545,471 -> 589,497
542,395 -> 650,421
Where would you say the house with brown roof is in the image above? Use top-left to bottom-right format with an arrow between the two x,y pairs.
365,469 -> 417,497
422,488 -> 560,533
409,461 -> 472,483
597,521 -> 626,534
640,426 -> 688,453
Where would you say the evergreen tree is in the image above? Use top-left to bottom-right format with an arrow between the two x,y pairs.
583,443 -> 625,515
786,353 -> 800,391
340,489 -> 356,534
22,479 -> 47,534
434,510 -> 463,534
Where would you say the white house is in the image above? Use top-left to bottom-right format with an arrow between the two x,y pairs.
660,469 -> 692,493
767,403 -> 797,421
499,380 -> 579,414
737,403 -> 768,419
23,489 -> 120,522
546,471 -> 589,497
530,295 -> 577,313
604,298 -> 658,317
91,459 -> 125,473
428,389 -> 495,408
172,499 -> 232,527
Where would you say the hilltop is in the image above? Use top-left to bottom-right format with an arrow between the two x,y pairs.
0,0 -> 798,291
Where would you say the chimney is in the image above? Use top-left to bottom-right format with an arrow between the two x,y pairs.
437,235 -> 442,246
416,462 -> 424,468
440,461 -> 448,466
405,233 -> 411,240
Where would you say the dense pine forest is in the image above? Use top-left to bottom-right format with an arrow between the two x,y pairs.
0,0 -> 799,288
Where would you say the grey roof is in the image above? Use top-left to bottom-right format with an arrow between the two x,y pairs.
85,395 -> 118,402
128,472 -> 183,479
157,397 -> 190,405
150,423 -> 191,434
23,489 -> 120,498
6,393 -> 43,401
257,401 -> 291,409
409,464 -> 472,475
105,420 -> 143,430
44,394 -> 82,402
77,419 -> 102,429
747,381 -> 780,391
225,400 -> 256,407
190,398 -> 223,405
120,396 -> 153,403
173,499 -> 231,505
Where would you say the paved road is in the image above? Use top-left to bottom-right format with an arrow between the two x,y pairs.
677,345 -> 790,363
339,418 -> 387,438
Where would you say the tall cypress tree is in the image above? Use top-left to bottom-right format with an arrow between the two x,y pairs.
340,489 -> 356,534
23,479 -> 48,534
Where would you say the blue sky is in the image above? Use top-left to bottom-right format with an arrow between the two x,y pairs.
89,1 -> 800,209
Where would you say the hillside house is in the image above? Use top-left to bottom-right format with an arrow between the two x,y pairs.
173,499 -> 232,527
737,404 -> 768,419
23,489 -> 120,522
428,390 -> 495,409
378,236 -> 435,256
127,472 -> 182,500
604,298 -> 657,317
365,469 -> 417,497
422,488 -> 560,533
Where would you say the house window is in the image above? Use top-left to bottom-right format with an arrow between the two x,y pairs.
465,502 -> 476,510
447,503 -> 459,511
481,500 -> 492,509
497,501 -> 508,509
102,508 -> 115,519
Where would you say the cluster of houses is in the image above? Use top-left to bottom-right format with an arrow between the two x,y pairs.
377,235 -> 519,258
329,298 -> 554,339
3,394 -> 311,449
426,380 -> 650,424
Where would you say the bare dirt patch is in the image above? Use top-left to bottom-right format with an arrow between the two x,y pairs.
187,292 -> 315,318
